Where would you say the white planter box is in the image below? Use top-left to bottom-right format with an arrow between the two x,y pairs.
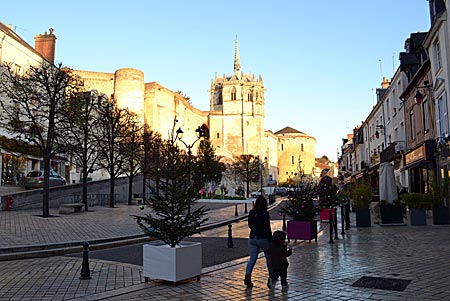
143,240 -> 202,282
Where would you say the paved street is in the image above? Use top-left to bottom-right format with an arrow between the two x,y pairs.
1,197 -> 450,300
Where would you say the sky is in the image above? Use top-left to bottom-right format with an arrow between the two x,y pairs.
1,1 -> 431,161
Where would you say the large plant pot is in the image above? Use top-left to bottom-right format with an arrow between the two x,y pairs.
319,208 -> 335,222
380,204 -> 404,224
287,220 -> 318,243
433,207 -> 450,225
355,209 -> 371,227
143,240 -> 202,282
409,208 -> 427,226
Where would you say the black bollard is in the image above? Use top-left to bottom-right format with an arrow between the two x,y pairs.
235,204 -> 238,216
80,241 -> 92,280
244,202 -> 248,214
334,208 -> 339,240
328,208 -> 334,243
341,204 -> 346,235
282,214 -> 287,232
227,224 -> 233,248
345,202 -> 351,230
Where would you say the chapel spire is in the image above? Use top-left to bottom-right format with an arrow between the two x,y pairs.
234,35 -> 241,73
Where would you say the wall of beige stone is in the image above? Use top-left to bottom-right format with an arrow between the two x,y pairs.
277,134 -> 316,184
73,70 -> 115,99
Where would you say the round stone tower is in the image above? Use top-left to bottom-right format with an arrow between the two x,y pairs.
114,68 -> 145,121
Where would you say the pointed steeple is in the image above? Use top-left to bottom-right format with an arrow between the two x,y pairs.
234,35 -> 241,73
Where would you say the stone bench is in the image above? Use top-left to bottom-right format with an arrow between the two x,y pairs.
59,203 -> 85,214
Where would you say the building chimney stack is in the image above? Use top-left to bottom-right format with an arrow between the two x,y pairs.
34,28 -> 56,64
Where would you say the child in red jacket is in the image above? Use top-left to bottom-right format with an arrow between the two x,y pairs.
268,230 -> 292,289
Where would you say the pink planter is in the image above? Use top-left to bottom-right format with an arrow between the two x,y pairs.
320,208 -> 335,221
286,220 -> 318,243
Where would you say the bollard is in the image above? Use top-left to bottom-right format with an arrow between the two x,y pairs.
340,204 -> 346,235
79,242 -> 92,280
244,202 -> 248,214
334,208 -> 339,240
235,204 -> 238,217
5,195 -> 14,211
282,214 -> 287,232
227,224 -> 233,248
328,208 -> 334,243
345,202 -> 351,230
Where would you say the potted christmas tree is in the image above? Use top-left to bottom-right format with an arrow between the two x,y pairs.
279,180 -> 318,243
133,138 -> 208,283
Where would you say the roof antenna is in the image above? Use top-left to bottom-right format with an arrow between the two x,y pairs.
378,59 -> 383,82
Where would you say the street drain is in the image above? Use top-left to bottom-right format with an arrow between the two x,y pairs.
352,276 -> 411,291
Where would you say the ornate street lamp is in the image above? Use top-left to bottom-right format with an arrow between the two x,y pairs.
176,126 -> 204,214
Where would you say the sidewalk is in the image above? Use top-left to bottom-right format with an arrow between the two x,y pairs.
2,203 -> 450,300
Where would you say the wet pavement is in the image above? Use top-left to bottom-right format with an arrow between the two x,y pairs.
1,194 -> 450,300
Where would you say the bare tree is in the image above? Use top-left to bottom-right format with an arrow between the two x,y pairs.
121,114 -> 144,205
232,154 -> 260,198
0,62 -> 84,217
61,90 -> 103,210
95,99 -> 134,207
140,125 -> 162,201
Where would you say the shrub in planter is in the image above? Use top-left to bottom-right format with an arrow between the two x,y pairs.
401,193 -> 428,226
349,180 -> 372,227
379,201 -> 404,225
430,180 -> 450,225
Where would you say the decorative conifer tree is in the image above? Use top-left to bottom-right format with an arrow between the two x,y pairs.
133,138 -> 208,248
279,180 -> 318,221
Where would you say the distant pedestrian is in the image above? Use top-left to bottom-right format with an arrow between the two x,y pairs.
268,230 -> 292,289
244,195 -> 273,288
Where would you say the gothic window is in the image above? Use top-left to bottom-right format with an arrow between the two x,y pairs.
301,144 -> 304,152
248,91 -> 253,101
217,92 -> 223,105
216,132 -> 220,138
231,87 -> 237,101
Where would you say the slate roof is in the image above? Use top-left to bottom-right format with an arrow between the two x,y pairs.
274,126 -> 305,135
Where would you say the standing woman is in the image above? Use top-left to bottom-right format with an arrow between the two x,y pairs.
244,195 -> 273,288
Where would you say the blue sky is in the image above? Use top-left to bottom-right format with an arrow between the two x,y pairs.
1,1 -> 431,161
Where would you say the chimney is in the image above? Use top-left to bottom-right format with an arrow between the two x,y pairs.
34,28 -> 57,64
381,76 -> 390,89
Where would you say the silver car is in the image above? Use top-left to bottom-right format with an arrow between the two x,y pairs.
23,170 -> 66,189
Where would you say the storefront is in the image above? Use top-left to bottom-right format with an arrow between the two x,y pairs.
401,140 -> 436,193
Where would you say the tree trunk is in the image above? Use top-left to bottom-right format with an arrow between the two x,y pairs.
128,175 -> 134,205
142,173 -> 147,203
109,176 -> 115,208
82,168 -> 89,211
42,157 -> 51,217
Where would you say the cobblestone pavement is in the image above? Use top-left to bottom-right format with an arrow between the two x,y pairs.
0,201 -> 249,250
2,199 -> 450,300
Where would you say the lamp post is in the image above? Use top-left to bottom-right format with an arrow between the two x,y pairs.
176,126 -> 204,214
255,156 -> 267,197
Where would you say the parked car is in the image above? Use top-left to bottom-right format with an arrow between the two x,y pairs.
23,170 -> 66,189
274,187 -> 287,196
